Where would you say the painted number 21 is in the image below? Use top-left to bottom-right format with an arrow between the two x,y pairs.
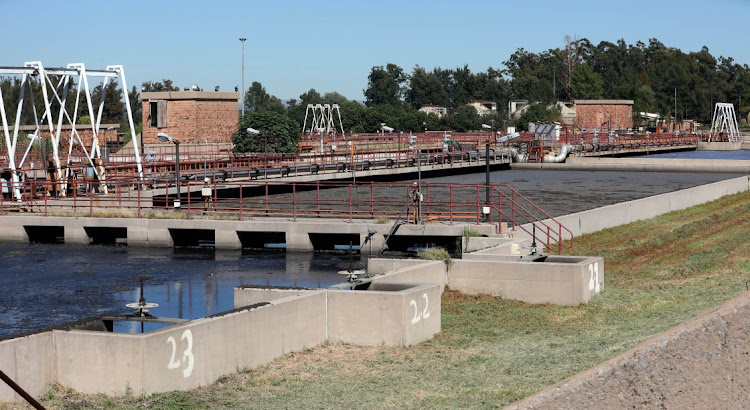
588,262 -> 601,293
410,293 -> 431,324
167,329 -> 194,378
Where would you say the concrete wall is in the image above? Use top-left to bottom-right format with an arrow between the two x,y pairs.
327,283 -> 441,346
367,259 -> 447,289
521,175 -> 750,244
509,291 -> 750,409
0,332 -> 55,403
564,157 -> 750,173
697,141 -> 744,151
449,257 -> 603,305
0,215 -> 490,255
54,330 -> 145,395
233,287 -> 313,308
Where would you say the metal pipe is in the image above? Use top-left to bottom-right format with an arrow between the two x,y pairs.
0,369 -> 46,409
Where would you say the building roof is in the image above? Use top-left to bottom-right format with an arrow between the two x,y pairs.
574,99 -> 634,105
141,91 -> 240,101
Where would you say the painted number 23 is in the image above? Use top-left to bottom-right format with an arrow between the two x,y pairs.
167,329 -> 194,378
410,293 -> 431,324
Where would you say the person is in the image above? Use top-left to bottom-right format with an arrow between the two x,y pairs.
410,181 -> 421,224
202,177 -> 213,211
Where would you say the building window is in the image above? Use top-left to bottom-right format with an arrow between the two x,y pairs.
149,100 -> 168,128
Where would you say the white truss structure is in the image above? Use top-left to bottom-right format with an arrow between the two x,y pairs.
709,103 -> 740,142
302,103 -> 345,137
0,62 -> 143,200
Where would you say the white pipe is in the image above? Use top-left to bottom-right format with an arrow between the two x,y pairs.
543,144 -> 574,163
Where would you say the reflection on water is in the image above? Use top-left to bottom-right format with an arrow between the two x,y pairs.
642,150 -> 750,160
0,244 -> 360,337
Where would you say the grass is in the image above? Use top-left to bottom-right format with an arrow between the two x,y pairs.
417,246 -> 454,270
461,227 -> 481,237
8,190 -> 750,409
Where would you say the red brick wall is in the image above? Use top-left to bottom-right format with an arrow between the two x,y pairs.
576,104 -> 633,130
70,128 -> 118,150
142,99 -> 238,145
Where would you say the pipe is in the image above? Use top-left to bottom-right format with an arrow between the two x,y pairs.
543,144 -> 574,163
499,147 -> 525,163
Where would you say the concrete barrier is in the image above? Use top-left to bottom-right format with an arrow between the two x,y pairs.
0,215 -> 492,254
327,282 -> 441,346
449,256 -> 604,305
367,259 -> 448,289
697,141 -> 743,151
0,332 -> 54,403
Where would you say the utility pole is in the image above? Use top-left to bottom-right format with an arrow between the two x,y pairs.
240,38 -> 246,116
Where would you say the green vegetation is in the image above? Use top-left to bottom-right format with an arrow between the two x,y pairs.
461,227 -> 481,237
417,246 -> 454,270
12,190 -> 750,409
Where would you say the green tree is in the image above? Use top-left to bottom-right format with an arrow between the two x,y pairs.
570,64 -> 603,99
364,63 -> 406,106
406,66 -> 449,109
233,111 -> 300,153
322,91 -> 348,105
141,79 -> 179,92
514,104 -> 561,131
244,81 -> 285,114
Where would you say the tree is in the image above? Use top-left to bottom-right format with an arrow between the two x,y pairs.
406,66 -> 449,109
233,111 -> 300,153
244,81 -> 285,114
91,82 -> 124,124
514,104 -> 561,131
322,91 -> 348,105
364,63 -> 406,106
570,64 -> 603,99
141,79 -> 179,92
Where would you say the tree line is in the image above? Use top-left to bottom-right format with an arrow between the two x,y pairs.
1,37 -> 748,153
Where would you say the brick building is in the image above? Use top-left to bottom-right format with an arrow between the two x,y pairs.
141,91 -> 240,145
574,100 -> 633,131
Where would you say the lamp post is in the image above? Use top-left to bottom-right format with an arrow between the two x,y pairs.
157,132 -> 180,209
481,122 -> 494,220
239,37 -> 247,116
247,127 -> 262,178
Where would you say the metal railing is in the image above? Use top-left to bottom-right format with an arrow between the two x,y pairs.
0,178 -> 572,253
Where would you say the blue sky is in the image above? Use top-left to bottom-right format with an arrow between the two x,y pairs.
2,0 -> 748,101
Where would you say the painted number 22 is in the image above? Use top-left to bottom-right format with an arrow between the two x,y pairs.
588,262 -> 601,293
410,293 -> 431,324
167,329 -> 194,378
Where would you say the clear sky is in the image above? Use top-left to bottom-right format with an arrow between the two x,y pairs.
2,0 -> 748,101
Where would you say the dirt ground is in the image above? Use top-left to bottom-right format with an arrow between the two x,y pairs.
508,291 -> 750,409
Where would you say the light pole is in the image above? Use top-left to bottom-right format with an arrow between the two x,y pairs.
247,127 -> 262,177
157,132 -> 181,209
239,37 -> 247,116
481,122 -> 494,220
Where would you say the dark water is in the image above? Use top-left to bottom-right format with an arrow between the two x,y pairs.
429,169 -> 741,217
0,244 -> 359,337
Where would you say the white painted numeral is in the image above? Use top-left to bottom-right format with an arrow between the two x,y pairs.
167,329 -> 194,378
410,293 -> 431,324
422,293 -> 430,319
588,263 -> 601,293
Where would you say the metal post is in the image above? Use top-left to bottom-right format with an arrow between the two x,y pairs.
175,141 -> 181,208
264,134 -> 267,179
485,141 -> 490,219
240,37 -> 246,116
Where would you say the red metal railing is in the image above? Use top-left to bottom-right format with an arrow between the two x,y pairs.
0,177 -> 572,253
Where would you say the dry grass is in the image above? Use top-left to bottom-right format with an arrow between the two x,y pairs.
6,190 -> 750,409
